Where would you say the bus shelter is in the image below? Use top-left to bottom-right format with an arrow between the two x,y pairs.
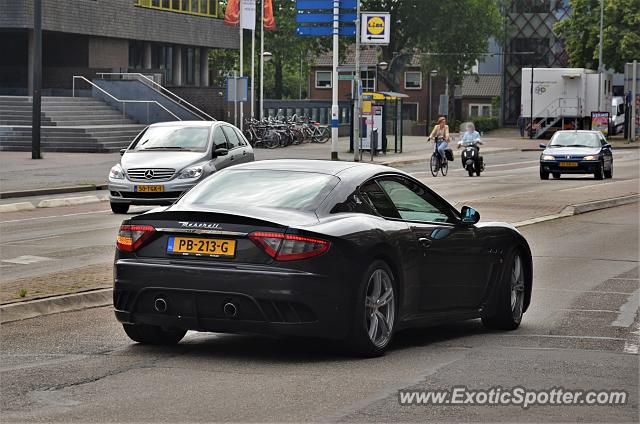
350,91 -> 408,154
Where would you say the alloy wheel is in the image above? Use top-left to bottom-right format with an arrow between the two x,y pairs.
365,268 -> 395,347
510,254 -> 525,322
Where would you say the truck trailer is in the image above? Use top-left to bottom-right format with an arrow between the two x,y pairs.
521,68 -> 613,138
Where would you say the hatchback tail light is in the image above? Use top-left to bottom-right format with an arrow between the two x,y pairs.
249,232 -> 330,261
116,224 -> 156,252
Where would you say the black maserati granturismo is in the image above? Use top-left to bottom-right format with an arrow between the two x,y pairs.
113,159 -> 533,356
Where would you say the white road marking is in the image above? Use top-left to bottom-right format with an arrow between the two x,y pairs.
558,180 -> 620,192
2,255 -> 53,265
0,210 -> 112,224
610,289 -> 640,327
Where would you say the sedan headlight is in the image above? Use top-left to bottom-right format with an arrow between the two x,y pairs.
109,164 -> 125,180
178,166 -> 204,179
541,155 -> 555,161
582,155 -> 599,161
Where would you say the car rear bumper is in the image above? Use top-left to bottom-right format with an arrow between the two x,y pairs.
113,259 -> 351,340
540,160 -> 601,174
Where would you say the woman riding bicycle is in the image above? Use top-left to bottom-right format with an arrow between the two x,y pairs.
428,116 -> 450,161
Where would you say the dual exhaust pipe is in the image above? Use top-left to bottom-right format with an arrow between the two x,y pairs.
153,296 -> 239,318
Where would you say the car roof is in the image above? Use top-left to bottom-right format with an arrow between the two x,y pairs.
148,121 -> 218,128
227,159 -> 394,176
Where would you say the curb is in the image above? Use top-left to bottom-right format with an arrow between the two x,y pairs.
1,194 -> 637,324
0,194 -> 109,213
0,202 -> 36,213
513,194 -> 638,228
0,184 -> 108,200
0,288 -> 113,324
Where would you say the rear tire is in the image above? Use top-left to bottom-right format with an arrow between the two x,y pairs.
110,202 -> 129,214
122,323 -> 186,345
346,260 -> 397,357
552,172 -> 561,179
482,249 -> 526,331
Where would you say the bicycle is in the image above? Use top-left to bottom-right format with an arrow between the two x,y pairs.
429,138 -> 449,177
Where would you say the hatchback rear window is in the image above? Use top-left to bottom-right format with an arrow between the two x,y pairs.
179,169 -> 340,211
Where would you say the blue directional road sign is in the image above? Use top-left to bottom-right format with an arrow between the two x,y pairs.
295,0 -> 357,38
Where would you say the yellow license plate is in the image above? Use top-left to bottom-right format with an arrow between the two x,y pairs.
559,162 -> 579,167
167,236 -> 236,257
136,185 -> 164,192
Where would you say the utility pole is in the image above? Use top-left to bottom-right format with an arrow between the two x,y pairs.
353,1 -> 361,162
239,4 -> 244,131
32,0 -> 42,160
530,66 -> 534,139
330,0 -> 340,160
597,0 -> 604,111
260,0 -> 265,120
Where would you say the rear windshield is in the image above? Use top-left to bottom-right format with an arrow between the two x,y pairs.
179,169 -> 340,211
549,132 -> 600,148
129,126 -> 210,152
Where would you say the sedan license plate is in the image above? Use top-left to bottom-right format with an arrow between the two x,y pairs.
135,185 -> 164,192
559,162 -> 579,167
167,236 -> 236,257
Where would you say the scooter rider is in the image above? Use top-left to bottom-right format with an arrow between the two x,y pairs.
458,122 -> 482,149
428,116 -> 450,161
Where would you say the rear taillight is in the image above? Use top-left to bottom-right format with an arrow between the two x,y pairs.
249,232 -> 330,261
116,224 -> 156,252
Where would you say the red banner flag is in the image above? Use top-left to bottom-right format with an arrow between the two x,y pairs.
264,0 -> 276,31
224,0 -> 240,26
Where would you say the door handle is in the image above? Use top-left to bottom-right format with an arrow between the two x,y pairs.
418,238 -> 432,248
242,150 -> 247,155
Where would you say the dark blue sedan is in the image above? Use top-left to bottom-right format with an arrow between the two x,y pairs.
539,130 -> 613,180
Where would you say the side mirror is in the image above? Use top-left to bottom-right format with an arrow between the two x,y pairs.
460,206 -> 480,225
119,149 -> 126,156
538,143 -> 546,149
213,147 -> 229,157
603,143 -> 611,149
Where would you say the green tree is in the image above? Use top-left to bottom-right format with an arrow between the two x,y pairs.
554,0 -> 640,72
418,0 -> 502,123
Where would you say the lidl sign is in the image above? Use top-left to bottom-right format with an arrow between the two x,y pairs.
361,12 -> 390,45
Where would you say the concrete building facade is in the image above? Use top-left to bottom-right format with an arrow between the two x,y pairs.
0,0 -> 238,116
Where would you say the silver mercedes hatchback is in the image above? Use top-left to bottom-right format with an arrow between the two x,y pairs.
108,121 -> 254,214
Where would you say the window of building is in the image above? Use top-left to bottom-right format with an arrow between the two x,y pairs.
404,71 -> 422,90
361,70 -> 376,91
315,71 -> 332,88
136,0 -> 218,18
402,103 -> 419,121
469,104 -> 492,118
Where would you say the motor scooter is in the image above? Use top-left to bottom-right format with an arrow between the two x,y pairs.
459,139 -> 484,177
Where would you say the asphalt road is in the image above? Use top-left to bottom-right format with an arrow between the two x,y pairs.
1,149 -> 638,284
1,204 -> 637,422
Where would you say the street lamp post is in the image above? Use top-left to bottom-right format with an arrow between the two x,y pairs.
597,0 -> 604,111
260,51 -> 272,119
429,70 -> 437,125
32,0 -> 42,160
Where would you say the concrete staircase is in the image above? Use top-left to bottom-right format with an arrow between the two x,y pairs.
0,96 -> 146,152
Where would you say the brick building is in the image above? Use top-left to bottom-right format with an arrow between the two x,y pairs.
0,0 -> 238,116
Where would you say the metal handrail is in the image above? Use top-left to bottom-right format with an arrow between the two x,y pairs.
72,76 -> 181,123
96,72 -> 215,121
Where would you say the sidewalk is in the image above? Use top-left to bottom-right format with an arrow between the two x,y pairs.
0,129 -> 635,195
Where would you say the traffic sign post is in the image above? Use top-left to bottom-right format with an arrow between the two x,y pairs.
295,0 -> 357,160
361,12 -> 390,45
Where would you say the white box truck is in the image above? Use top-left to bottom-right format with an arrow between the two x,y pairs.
521,68 -> 612,138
